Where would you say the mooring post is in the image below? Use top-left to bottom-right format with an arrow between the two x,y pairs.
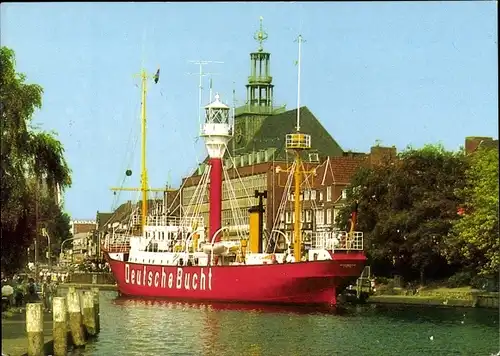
52,297 -> 68,356
91,287 -> 100,333
26,303 -> 44,356
67,289 -> 86,347
82,291 -> 97,336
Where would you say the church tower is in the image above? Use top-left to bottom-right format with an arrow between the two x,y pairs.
247,16 -> 273,108
233,17 -> 286,153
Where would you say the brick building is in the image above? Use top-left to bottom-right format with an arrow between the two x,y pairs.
464,136 -> 498,155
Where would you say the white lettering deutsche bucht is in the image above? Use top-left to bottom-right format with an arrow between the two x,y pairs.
124,264 -> 212,291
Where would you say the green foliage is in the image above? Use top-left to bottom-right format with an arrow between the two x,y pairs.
337,144 -> 467,282
0,46 -> 72,274
446,271 -> 473,288
447,146 -> 499,275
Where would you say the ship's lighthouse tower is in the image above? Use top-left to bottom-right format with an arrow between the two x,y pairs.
202,93 -> 232,243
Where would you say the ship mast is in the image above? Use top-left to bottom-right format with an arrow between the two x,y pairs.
285,34 -> 312,263
111,68 -> 168,234
140,69 -> 148,230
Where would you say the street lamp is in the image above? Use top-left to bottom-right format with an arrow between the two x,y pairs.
41,228 -> 51,268
60,235 -> 82,266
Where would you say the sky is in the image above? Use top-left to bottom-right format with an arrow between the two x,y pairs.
1,2 -> 498,220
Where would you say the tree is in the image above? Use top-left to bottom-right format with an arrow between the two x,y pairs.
1,46 -> 72,274
337,144 -> 467,283
447,146 -> 499,276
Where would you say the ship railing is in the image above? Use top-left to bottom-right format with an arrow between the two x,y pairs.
105,244 -> 131,253
146,215 -> 205,228
311,231 -> 363,251
285,133 -> 311,150
103,232 -> 131,252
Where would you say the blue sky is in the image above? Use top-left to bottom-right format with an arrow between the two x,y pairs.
1,2 -> 497,219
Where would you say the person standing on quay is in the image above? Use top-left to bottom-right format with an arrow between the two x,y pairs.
42,277 -> 53,312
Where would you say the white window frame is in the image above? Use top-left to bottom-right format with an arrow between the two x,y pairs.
306,210 -> 312,222
327,186 -> 332,202
315,209 -> 324,225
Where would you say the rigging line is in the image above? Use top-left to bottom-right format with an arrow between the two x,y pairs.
184,165 -> 209,222
165,175 -> 188,215
223,167 -> 246,237
270,164 -> 294,240
189,169 -> 207,219
222,168 -> 237,231
224,143 -> 254,208
268,161 -> 295,251
111,84 -> 142,210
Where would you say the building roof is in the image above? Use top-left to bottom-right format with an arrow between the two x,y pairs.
96,199 -> 165,231
238,106 -> 344,160
477,139 -> 499,151
96,212 -> 114,230
314,156 -> 368,185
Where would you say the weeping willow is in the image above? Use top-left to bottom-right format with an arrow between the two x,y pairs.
1,46 -> 72,273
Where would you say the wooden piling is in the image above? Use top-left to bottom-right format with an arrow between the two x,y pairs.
26,303 -> 44,356
82,292 -> 97,336
91,287 -> 100,333
67,289 -> 85,347
52,297 -> 68,356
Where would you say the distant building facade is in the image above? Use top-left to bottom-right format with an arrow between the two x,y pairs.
69,220 -> 96,262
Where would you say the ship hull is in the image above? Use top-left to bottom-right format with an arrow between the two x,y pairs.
105,252 -> 366,305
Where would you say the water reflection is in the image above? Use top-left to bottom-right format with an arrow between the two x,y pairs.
73,292 -> 499,356
113,295 -> 344,315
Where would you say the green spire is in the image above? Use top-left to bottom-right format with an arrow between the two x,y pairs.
254,16 -> 268,52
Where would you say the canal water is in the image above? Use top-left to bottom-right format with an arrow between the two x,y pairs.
71,291 -> 498,356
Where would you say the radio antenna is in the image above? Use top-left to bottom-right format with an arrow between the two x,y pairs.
187,60 -> 224,129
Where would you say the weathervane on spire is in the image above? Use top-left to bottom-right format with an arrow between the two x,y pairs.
254,16 -> 268,52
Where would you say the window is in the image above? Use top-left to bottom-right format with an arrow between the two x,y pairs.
308,153 -> 319,162
326,209 -> 332,224
333,209 -> 338,224
342,189 -> 347,200
286,212 -> 291,223
305,210 -> 312,222
319,191 -> 324,201
280,212 -> 285,222
304,190 -> 310,201
327,186 -> 332,201
315,209 -> 324,225
311,190 -> 316,200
